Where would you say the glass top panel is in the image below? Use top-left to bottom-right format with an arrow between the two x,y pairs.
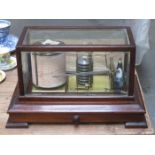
23,28 -> 130,45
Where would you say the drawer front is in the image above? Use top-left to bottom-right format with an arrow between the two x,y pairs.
10,113 -> 144,124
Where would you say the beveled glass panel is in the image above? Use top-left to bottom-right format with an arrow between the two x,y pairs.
21,51 -> 130,96
23,28 -> 130,45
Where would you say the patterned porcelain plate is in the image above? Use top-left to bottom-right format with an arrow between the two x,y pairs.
0,34 -> 18,53
0,56 -> 17,71
0,70 -> 6,83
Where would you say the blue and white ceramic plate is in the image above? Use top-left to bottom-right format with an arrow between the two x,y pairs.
0,56 -> 17,71
0,34 -> 18,53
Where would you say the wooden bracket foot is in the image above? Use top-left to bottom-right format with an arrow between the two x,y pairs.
125,121 -> 147,128
6,119 -> 29,128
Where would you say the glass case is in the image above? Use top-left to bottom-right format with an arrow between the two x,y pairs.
6,26 -> 147,128
19,27 -> 134,97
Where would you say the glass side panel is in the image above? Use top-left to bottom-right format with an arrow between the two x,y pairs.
23,28 -> 130,45
21,51 -> 130,96
21,52 -> 32,94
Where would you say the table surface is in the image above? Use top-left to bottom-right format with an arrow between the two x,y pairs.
0,68 -> 154,134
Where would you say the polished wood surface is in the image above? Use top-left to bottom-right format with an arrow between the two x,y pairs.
6,70 -> 148,128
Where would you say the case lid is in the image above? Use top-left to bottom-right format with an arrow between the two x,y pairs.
19,26 -> 135,46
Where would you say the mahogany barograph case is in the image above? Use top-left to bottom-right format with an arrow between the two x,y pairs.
6,26 -> 147,128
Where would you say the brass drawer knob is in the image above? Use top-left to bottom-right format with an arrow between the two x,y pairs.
73,115 -> 80,125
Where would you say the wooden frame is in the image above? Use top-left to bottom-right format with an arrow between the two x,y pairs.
6,26 -> 147,128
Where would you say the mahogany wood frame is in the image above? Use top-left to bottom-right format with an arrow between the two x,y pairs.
6,26 -> 147,128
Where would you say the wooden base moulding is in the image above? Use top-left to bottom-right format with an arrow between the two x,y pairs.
6,72 -> 147,128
